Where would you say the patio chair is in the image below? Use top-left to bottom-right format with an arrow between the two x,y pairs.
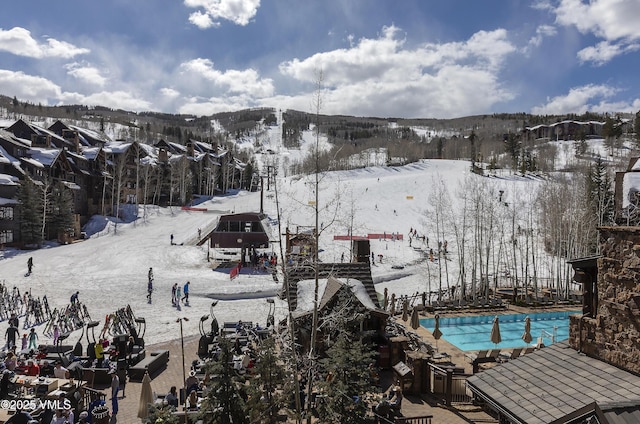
465,349 -> 488,363
498,347 -> 523,363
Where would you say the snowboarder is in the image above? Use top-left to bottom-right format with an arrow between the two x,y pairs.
28,328 -> 38,350
182,281 -> 190,304
70,291 -> 79,305
27,257 -> 33,275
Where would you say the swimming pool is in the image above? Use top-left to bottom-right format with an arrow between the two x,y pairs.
419,310 -> 581,352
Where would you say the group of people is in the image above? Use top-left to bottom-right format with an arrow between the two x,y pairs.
171,281 -> 190,306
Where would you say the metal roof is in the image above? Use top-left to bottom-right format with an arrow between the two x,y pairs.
467,342 -> 640,424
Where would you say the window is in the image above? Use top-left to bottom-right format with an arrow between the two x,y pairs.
0,207 -> 13,220
0,230 -> 13,244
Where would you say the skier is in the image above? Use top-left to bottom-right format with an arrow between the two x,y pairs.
27,257 -> 33,275
182,281 -> 190,304
70,291 -> 79,305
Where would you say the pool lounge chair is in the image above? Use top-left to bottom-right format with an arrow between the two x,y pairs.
498,347 -> 523,363
465,349 -> 488,363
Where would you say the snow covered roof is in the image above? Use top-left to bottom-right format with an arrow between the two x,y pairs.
82,147 -> 102,160
0,174 -> 19,186
27,147 -> 61,167
103,141 -> 132,154
294,277 -> 377,314
0,197 -> 18,205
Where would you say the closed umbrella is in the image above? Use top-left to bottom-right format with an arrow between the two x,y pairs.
383,288 -> 389,310
402,299 -> 409,321
432,314 -> 443,351
490,316 -> 502,346
389,293 -> 396,316
410,307 -> 420,330
137,371 -> 154,419
522,316 -> 533,344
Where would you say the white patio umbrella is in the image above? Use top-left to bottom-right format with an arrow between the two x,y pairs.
490,316 -> 502,346
522,316 -> 533,344
137,371 -> 154,419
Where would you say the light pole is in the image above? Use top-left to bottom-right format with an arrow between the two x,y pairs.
176,317 -> 189,422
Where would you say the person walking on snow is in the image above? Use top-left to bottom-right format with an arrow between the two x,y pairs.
182,281 -> 190,304
27,257 -> 33,275
148,267 -> 154,284
171,283 -> 177,306
147,280 -> 153,301
28,328 -> 38,350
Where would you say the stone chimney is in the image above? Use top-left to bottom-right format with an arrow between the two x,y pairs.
569,226 -> 640,374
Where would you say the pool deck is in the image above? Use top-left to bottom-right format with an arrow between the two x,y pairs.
102,303 -> 580,424
411,302 -> 582,374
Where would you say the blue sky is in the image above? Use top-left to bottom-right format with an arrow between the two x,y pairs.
0,0 -> 639,119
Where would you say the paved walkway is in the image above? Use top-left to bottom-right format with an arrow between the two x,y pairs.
101,330 -> 497,424
98,302 -> 581,424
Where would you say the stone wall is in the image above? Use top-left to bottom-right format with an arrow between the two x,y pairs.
569,226 -> 640,374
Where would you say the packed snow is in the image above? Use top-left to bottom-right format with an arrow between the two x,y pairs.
0,153 -> 545,348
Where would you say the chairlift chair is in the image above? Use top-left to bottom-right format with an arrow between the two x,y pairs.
57,332 -> 71,365
85,320 -> 100,360
266,298 -> 275,328
134,317 -> 146,347
210,301 -> 219,336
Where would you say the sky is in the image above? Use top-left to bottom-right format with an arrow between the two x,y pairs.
1,1 -> 639,118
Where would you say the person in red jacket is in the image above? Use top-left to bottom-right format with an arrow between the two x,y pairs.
25,359 -> 40,376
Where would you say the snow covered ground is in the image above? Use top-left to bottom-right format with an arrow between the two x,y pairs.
0,156 -> 544,347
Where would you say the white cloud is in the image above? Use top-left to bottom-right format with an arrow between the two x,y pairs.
527,24 -> 557,48
552,0 -> 640,64
531,84 -> 619,115
0,27 -> 89,59
184,0 -> 260,27
178,95 -> 252,116
65,63 -> 107,87
0,69 -> 62,102
60,90 -> 152,112
179,58 -> 274,97
577,41 -> 640,66
160,88 -> 181,98
278,25 -> 516,118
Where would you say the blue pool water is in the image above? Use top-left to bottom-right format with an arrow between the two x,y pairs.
419,310 -> 581,352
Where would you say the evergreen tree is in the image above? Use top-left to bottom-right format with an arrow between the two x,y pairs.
246,337 -> 287,424
314,289 -> 379,424
48,184 -> 75,240
586,156 -> 614,228
198,337 -> 249,424
316,333 -> 377,424
504,133 -> 521,170
16,177 -> 43,246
